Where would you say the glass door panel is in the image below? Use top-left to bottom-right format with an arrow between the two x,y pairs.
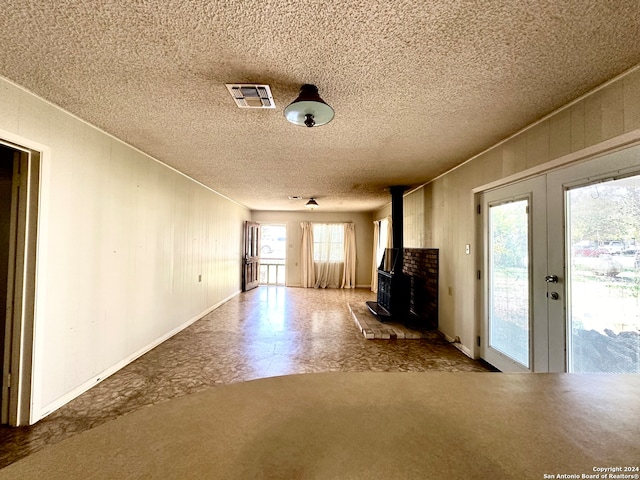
566,175 -> 640,373
489,200 -> 531,367
259,224 -> 287,286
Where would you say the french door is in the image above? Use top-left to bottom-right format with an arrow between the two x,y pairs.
482,143 -> 640,373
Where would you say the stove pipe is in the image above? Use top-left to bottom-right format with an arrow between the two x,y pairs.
389,185 -> 407,265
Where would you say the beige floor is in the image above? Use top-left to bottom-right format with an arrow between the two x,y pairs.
1,372 -> 638,480
0,287 -> 491,469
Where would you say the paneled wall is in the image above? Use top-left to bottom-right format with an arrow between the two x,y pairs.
251,210 -> 374,288
376,66 -> 640,358
375,198 -> 430,249
0,76 -> 250,421
403,188 -> 425,248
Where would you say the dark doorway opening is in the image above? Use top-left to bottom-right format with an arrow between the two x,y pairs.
0,145 -> 14,424
0,139 -> 40,426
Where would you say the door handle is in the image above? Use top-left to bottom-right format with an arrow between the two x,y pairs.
545,275 -> 558,283
547,291 -> 559,300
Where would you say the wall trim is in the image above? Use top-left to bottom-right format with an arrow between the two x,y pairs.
472,129 -> 640,194
441,331 -> 474,359
401,63 -> 640,198
34,290 -> 241,423
0,76 -> 249,211
435,64 -> 640,187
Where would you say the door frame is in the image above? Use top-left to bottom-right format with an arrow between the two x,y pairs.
475,133 -> 640,371
0,135 -> 42,426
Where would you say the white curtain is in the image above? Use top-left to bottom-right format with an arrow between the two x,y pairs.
314,223 -> 344,288
386,216 -> 393,249
371,221 -> 380,292
300,222 -> 315,288
342,223 -> 356,288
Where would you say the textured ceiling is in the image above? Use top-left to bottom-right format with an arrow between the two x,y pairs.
1,1 -> 640,211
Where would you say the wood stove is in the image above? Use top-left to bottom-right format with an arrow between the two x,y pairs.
367,186 -> 438,328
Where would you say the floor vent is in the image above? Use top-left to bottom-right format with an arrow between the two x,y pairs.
225,84 -> 275,109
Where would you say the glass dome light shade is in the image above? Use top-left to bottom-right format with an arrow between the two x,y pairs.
284,84 -> 334,127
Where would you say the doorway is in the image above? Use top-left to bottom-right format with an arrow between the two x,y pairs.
259,224 -> 286,286
480,143 -> 640,373
0,140 -> 40,425
1,145 -> 14,423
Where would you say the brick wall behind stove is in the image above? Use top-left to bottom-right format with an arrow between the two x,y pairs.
403,248 -> 438,327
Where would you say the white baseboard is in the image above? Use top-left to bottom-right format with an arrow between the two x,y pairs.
441,331 -> 474,359
36,290 -> 240,421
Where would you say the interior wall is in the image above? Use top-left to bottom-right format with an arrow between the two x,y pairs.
403,188 -> 425,248
0,76 -> 251,421
374,197 -> 430,248
375,66 -> 640,358
251,210 -> 374,288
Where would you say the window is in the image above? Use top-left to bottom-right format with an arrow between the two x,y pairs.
376,218 -> 388,267
312,224 -> 344,262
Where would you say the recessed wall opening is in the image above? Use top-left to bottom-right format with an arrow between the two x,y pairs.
259,224 -> 286,286
0,145 -> 14,425
0,139 -> 40,426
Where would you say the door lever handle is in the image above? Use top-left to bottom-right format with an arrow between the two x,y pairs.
545,275 -> 558,283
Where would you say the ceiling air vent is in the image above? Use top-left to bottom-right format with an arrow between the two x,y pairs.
225,84 -> 275,109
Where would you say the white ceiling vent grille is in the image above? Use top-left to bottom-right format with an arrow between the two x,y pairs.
225,84 -> 275,109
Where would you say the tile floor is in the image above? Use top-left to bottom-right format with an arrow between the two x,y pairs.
0,286 -> 493,469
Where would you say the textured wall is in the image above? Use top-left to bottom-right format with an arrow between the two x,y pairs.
251,210 -> 374,288
0,77 -> 250,421
376,67 -> 640,358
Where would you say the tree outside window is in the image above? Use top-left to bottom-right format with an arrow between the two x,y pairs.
313,224 -> 344,263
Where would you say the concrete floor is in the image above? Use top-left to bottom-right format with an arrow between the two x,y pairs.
0,287 -> 491,469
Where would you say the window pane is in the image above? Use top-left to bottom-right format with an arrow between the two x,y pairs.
489,200 -> 530,368
313,224 -> 344,262
259,224 -> 286,285
260,225 -> 286,259
377,219 -> 388,267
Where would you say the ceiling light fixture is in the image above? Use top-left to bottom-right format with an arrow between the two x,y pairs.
284,84 -> 334,128
305,198 -> 319,210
